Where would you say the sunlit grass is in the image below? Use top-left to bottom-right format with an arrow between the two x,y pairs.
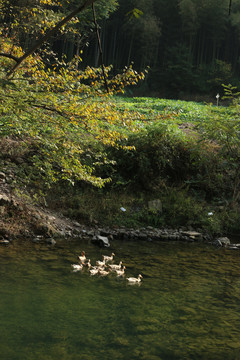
112,96 -> 234,126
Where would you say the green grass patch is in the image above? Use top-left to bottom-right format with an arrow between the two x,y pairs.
112,95 -> 234,125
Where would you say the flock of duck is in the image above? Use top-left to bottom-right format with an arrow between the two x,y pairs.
71,251 -> 143,284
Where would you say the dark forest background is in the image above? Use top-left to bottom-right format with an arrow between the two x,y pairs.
52,0 -> 240,99
2,0 -> 240,98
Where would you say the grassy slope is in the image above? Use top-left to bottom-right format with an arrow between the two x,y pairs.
46,96 -> 240,235
113,96 -> 228,123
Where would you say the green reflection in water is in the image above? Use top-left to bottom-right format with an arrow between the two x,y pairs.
1,239 -> 240,360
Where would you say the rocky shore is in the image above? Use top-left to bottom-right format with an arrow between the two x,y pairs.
0,185 -> 219,248
0,170 -> 235,249
0,185 -> 211,246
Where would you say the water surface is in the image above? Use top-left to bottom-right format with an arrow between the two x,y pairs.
0,238 -> 240,360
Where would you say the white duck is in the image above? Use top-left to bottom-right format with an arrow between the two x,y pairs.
115,266 -> 126,277
84,259 -> 91,269
71,264 -> 83,271
89,268 -> 99,276
98,268 -> 110,276
78,251 -> 86,264
102,253 -> 115,263
109,261 -> 123,271
96,259 -> 106,267
127,274 -> 143,283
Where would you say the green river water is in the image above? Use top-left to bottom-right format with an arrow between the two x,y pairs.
0,238 -> 240,360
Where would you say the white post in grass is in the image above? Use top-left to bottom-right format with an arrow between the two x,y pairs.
216,93 -> 220,106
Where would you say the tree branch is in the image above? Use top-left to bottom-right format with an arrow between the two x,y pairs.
6,0 -> 97,78
0,52 -> 19,62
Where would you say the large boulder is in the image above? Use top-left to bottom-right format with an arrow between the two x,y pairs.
91,235 -> 110,247
213,237 -> 231,247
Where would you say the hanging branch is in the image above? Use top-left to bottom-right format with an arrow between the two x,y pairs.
0,53 -> 19,62
229,0 -> 232,15
92,1 -> 109,93
5,0 -> 97,78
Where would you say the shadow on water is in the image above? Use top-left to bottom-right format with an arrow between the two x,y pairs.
1,238 -> 240,360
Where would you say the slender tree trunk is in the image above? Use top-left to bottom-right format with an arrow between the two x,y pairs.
212,40 -> 216,64
94,41 -> 100,67
112,30 -> 117,65
75,37 -> 81,69
200,30 -> 205,65
197,31 -> 202,67
229,0 -> 232,15
127,32 -> 134,66
92,1 -> 109,93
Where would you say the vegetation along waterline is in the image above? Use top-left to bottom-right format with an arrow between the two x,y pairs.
1,93 -> 240,242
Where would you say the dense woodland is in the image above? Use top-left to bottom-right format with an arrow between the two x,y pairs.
83,0 -> 240,98
1,0 -> 240,98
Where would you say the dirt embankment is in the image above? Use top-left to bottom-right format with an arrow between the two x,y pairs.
0,136 -> 87,243
0,170 -> 85,243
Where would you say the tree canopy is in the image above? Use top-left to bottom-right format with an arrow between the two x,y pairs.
0,0 -> 146,189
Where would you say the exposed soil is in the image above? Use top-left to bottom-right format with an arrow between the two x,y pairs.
0,172 -> 85,242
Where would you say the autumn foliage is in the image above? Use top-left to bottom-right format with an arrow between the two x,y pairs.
0,30 -> 146,188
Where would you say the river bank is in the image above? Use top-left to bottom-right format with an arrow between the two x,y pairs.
0,171 -> 228,248
1,94 -> 240,242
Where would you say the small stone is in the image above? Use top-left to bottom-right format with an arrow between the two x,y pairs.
45,238 -> 56,245
32,236 -> 44,243
72,228 -> 81,235
73,221 -> 81,227
64,230 -> 72,237
57,230 -> 66,238
0,239 -> 10,245
34,213 -> 42,220
47,215 -> 56,221
138,233 -> 148,240
182,231 -> 202,238
216,237 -> 231,247
226,244 -> 239,250
0,194 -> 11,204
